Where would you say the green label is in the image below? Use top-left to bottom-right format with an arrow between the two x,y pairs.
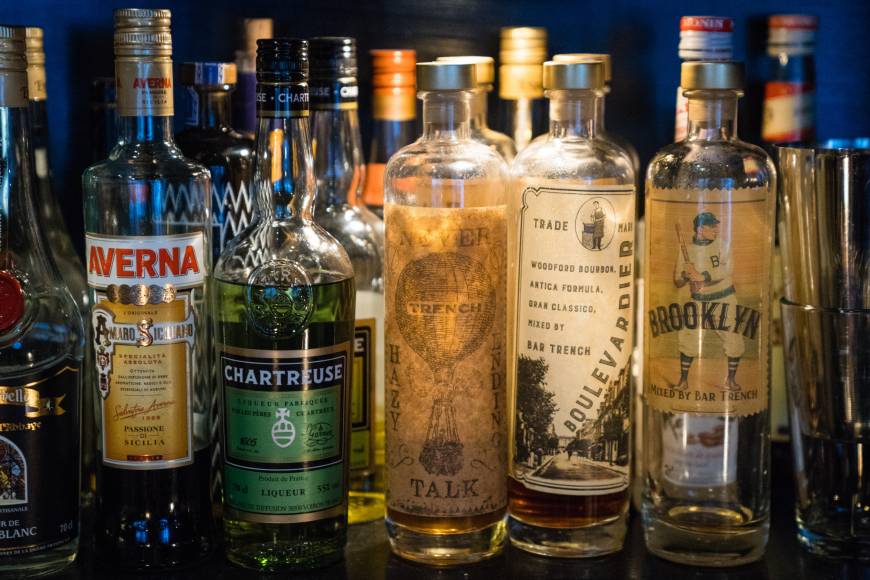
221,343 -> 349,519
351,319 -> 375,470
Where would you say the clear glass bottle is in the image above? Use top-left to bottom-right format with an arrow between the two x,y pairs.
233,18 -> 272,139
82,9 -> 214,570
498,27 -> 547,151
310,36 -> 385,525
0,26 -> 83,578
437,56 -> 516,161
673,16 -> 733,141
215,38 -> 355,572
362,49 -> 416,219
507,59 -> 635,558
642,61 -> 776,566
384,61 -> 509,565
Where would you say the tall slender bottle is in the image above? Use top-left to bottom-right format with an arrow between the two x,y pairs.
643,61 -> 775,566
673,16 -> 733,141
437,56 -> 516,160
215,38 -> 355,572
499,27 -> 547,151
507,59 -> 635,557
82,9 -> 214,570
233,18 -> 273,139
0,25 -> 83,578
362,49 -> 416,219
384,61 -> 509,565
310,36 -> 385,525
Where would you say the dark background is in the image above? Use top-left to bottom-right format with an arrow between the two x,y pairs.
1,0 -> 869,252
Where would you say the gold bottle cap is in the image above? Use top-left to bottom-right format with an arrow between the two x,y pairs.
23,27 -> 46,101
24,27 -> 44,64
435,56 -> 494,86
543,60 -> 605,90
0,26 -> 26,72
499,26 -> 547,64
416,61 -> 476,91
680,61 -> 743,90
242,18 -> 273,54
553,53 -> 611,83
114,8 -> 172,57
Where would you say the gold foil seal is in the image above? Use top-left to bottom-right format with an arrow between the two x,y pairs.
114,8 -> 174,116
371,48 -> 415,121
681,61 -> 744,91
499,27 -> 546,100
25,27 -> 46,101
543,60 -> 605,90
553,53 -> 612,84
416,61 -> 476,91
0,26 -> 27,108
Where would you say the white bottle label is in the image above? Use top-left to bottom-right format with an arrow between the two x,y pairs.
762,82 -> 815,143
86,232 -> 205,290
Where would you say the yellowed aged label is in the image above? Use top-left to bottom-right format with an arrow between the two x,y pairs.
93,293 -> 194,469
644,187 -> 773,417
116,59 -> 174,117
385,204 -> 507,517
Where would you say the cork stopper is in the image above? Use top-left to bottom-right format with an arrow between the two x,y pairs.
114,8 -> 172,57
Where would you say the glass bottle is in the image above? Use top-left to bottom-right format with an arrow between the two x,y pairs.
507,59 -> 635,557
0,25 -> 83,578
362,49 -> 416,219
642,61 -> 775,566
215,38 -> 355,572
437,56 -> 516,160
673,16 -> 733,141
233,18 -> 273,139
82,9 -> 214,570
310,36 -> 385,526
384,61 -> 509,565
499,27 -> 547,152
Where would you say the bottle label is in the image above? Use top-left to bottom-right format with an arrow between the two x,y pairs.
762,82 -> 815,142
0,360 -> 79,555
661,415 -> 738,487
674,86 -> 689,142
221,343 -> 350,522
115,60 -> 174,117
644,187 -> 772,418
385,204 -> 507,518
512,184 -> 635,495
256,83 -> 309,118
310,79 -> 358,110
361,163 -> 385,208
0,70 -> 27,108
86,232 -> 205,469
351,319 -> 375,471
212,178 -> 255,263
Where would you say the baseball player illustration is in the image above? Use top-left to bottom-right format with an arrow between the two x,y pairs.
591,201 -> 606,250
673,211 -> 744,392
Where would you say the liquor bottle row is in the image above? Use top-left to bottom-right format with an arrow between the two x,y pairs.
0,6 -> 810,576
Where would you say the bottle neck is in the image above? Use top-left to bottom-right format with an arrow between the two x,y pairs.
197,88 -> 233,130
469,87 -> 491,131
254,111 -> 314,221
114,57 -> 176,145
421,91 -> 472,141
685,90 -> 739,141
548,90 -> 600,139
117,115 -> 175,145
312,105 -> 364,209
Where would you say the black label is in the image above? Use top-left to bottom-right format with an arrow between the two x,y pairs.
310,79 -> 359,109
0,360 -> 79,555
256,83 -> 309,118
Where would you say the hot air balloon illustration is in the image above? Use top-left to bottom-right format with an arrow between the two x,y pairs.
396,252 -> 496,476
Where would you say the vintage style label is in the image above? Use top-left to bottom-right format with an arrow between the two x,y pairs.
512,184 -> 634,496
0,360 -> 79,555
644,187 -> 772,417
385,203 -> 507,518
115,60 -> 174,117
762,82 -> 815,142
0,70 -> 27,109
351,319 -> 375,471
221,343 -> 350,523
86,232 -> 205,469
256,83 -> 309,118
310,79 -> 358,110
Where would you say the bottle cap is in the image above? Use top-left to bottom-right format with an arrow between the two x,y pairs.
0,26 -> 26,73
242,18 -> 273,55
23,27 -> 46,101
371,48 -> 415,87
768,14 -> 817,56
180,62 -> 237,87
552,53 -> 611,84
681,61 -> 744,91
416,61 -> 476,91
24,27 -> 44,65
499,27 -> 547,65
309,37 -> 357,79
435,56 -> 494,86
543,60 -> 605,90
113,8 -> 172,58
256,38 -> 308,83
678,16 -> 733,60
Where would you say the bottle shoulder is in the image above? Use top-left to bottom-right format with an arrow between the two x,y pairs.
84,141 -> 212,184
511,137 -> 635,186
647,138 -> 775,191
385,137 -> 509,182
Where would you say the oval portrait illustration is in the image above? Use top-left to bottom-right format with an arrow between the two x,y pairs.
576,197 -> 615,251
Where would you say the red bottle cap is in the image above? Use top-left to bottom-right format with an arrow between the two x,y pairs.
679,16 -> 734,33
769,14 -> 818,30
0,270 -> 24,334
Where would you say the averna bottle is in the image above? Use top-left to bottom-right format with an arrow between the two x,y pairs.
643,61 -> 775,566
0,25 -> 83,578
508,59 -> 635,557
384,60 -> 509,565
82,9 -> 214,570
310,36 -> 385,525
215,38 -> 355,572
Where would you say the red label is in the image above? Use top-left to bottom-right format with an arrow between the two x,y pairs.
680,16 -> 733,32
762,82 -> 815,143
0,271 -> 24,334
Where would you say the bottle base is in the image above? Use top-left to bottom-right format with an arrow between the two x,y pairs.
386,516 -> 506,566
0,539 -> 77,579
797,523 -> 870,560
643,507 -> 768,567
226,539 -> 344,572
508,511 -> 627,558
349,491 -> 385,525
